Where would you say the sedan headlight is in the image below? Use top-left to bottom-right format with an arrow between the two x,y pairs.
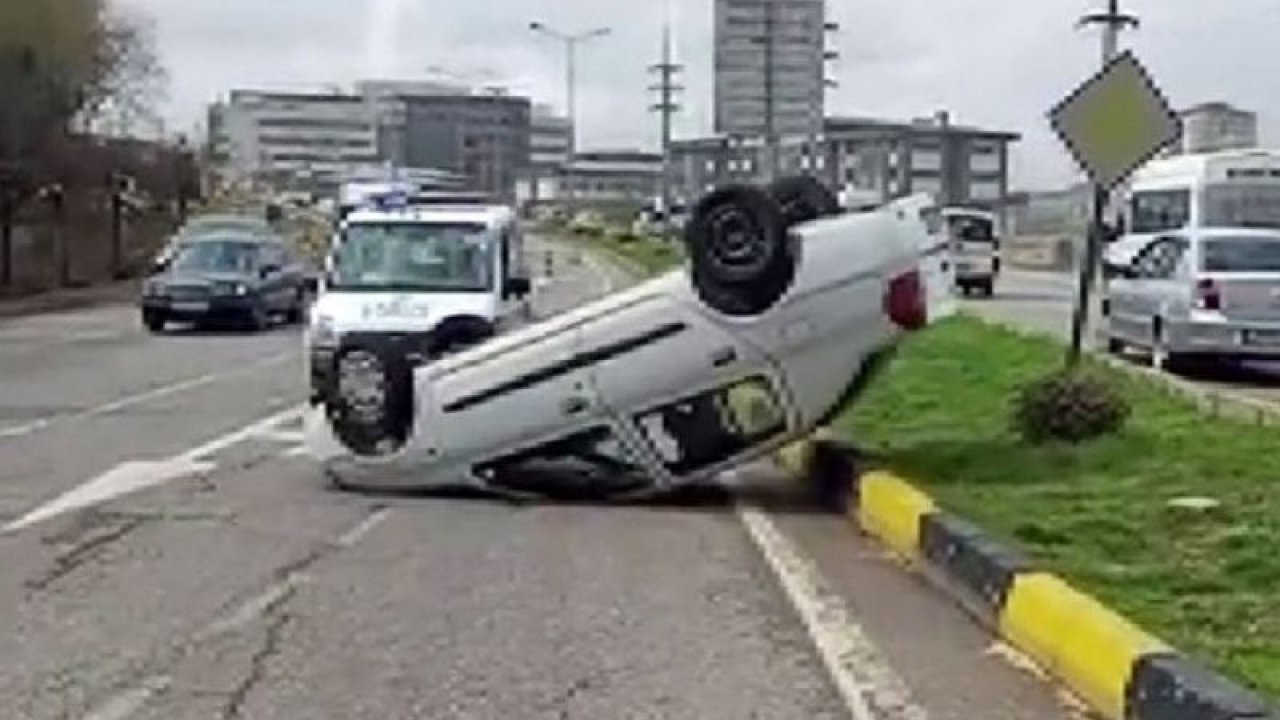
213,281 -> 249,296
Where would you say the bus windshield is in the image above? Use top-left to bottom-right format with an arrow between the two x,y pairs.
1203,184 -> 1280,229
330,222 -> 493,292
1128,189 -> 1192,234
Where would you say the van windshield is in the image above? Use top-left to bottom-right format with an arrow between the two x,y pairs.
1129,189 -> 1192,234
1202,237 -> 1280,272
330,222 -> 493,292
946,215 -> 995,244
1203,184 -> 1280,229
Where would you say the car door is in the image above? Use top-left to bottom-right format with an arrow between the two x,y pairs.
1116,235 -> 1189,346
426,322 -> 623,483
581,294 -> 791,485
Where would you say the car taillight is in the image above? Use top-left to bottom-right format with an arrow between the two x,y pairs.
1195,278 -> 1222,311
884,269 -> 927,330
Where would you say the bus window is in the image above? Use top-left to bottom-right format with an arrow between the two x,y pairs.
1128,189 -> 1191,233
1203,185 -> 1280,229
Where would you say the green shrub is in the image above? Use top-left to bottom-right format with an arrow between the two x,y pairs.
1012,370 -> 1131,444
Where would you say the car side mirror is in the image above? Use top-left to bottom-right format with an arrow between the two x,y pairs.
1102,261 -> 1136,280
505,276 -> 532,299
260,263 -> 281,279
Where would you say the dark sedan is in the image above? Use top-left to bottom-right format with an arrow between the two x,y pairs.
140,233 -> 310,332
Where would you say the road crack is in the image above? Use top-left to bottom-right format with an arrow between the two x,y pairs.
220,585 -> 296,720
26,511 -> 150,593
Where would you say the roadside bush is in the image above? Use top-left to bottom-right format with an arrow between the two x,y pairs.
1012,370 -> 1131,444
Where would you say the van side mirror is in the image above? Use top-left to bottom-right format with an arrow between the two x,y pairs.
505,276 -> 532,299
259,263 -> 281,279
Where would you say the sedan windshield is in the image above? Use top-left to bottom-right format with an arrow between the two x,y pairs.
171,240 -> 262,275
1202,237 -> 1280,272
330,222 -> 493,292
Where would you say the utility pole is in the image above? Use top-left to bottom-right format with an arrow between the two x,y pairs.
1068,0 -> 1139,365
650,20 -> 683,242
761,0 -> 778,182
529,22 -> 612,213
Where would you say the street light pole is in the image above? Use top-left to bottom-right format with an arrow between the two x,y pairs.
530,22 -> 611,212
1068,0 -> 1139,366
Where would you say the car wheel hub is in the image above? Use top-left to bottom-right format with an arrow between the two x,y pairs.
336,350 -> 386,424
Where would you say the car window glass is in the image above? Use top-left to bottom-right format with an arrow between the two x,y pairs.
1133,237 -> 1185,279
631,375 -> 786,476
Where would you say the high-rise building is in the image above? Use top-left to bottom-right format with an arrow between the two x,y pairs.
713,0 -> 827,139
216,89 -> 381,189
1178,102 -> 1258,154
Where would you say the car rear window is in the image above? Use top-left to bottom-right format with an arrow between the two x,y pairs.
1202,238 -> 1280,272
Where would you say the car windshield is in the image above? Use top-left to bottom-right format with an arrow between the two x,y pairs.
182,217 -> 267,235
1203,184 -> 1280,229
330,222 -> 492,292
1202,237 -> 1280,272
170,240 -> 262,274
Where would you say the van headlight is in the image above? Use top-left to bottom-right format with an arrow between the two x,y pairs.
310,314 -> 340,350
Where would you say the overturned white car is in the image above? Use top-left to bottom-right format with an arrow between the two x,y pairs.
305,177 -> 937,497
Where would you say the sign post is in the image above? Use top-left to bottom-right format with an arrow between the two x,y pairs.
1048,50 -> 1181,367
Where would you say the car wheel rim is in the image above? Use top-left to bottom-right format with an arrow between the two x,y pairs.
705,205 -> 771,277
337,350 -> 387,424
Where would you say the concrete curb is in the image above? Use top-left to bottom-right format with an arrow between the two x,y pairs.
775,437 -> 1278,720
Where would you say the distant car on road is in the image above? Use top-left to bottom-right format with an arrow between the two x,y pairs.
152,213 -> 277,273
1103,228 -> 1280,371
140,232 -> 311,333
942,207 -> 1000,297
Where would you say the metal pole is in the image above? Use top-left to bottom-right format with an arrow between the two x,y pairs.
565,38 -> 576,212
1068,0 -> 1138,367
650,21 -> 682,243
763,0 -> 777,182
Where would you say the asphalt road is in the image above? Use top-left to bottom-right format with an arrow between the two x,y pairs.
0,240 -> 1073,720
968,268 -> 1280,408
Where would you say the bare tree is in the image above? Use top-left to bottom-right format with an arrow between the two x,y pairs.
81,6 -> 170,137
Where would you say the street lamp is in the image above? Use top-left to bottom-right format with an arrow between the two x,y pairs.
527,22 -> 611,160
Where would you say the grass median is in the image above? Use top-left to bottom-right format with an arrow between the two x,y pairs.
836,313 -> 1280,698
540,224 -> 685,277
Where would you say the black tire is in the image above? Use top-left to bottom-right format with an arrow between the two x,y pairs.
324,337 -> 415,457
767,175 -> 841,226
143,311 -> 166,333
285,289 -> 306,325
980,279 -> 995,297
1105,335 -> 1125,355
684,184 -> 797,317
245,302 -> 270,332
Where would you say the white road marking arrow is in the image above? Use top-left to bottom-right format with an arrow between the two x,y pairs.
3,458 -> 215,534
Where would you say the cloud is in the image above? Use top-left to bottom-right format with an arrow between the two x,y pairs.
121,0 -> 1278,190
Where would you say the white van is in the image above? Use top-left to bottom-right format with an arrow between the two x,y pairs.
941,207 -> 1000,297
1107,148 -> 1280,268
305,198 -> 532,406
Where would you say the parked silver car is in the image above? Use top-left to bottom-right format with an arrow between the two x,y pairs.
1103,228 -> 1280,371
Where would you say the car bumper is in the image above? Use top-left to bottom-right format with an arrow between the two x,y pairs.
1170,319 -> 1280,360
141,295 -> 260,321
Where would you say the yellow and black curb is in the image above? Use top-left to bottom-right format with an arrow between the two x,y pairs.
776,436 -> 1277,720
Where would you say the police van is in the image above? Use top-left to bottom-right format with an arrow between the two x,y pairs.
305,192 -> 533,407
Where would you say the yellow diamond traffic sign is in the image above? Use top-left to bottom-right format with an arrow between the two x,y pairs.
1050,50 -> 1181,191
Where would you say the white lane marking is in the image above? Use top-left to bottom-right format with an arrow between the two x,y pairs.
0,351 -> 295,441
736,504 -> 930,720
3,406 -> 304,534
334,507 -> 391,548
81,676 -> 171,720
201,573 -> 302,637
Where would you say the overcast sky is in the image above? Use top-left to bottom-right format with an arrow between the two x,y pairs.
120,0 -> 1279,190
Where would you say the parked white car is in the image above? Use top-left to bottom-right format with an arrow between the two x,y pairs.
306,176 -> 938,498
1103,227 -> 1280,371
